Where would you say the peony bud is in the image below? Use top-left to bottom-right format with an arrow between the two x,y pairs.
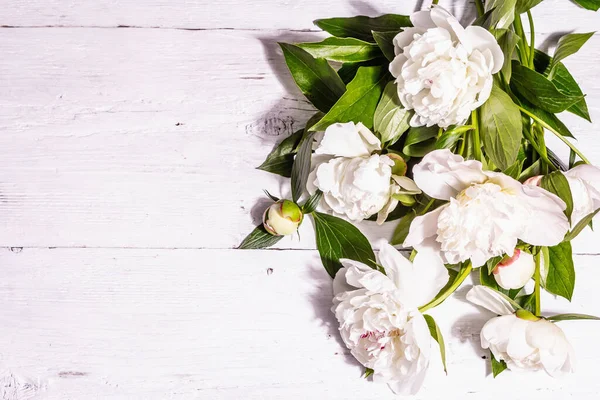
263,200 -> 303,236
493,249 -> 535,290
386,153 -> 408,176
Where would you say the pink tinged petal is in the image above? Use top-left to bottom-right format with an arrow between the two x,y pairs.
466,285 -> 516,316
403,205 -> 446,250
519,185 -> 570,246
464,26 -> 504,74
493,250 -> 535,290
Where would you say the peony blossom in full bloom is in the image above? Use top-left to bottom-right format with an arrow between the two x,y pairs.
404,150 -> 569,267
493,249 -> 535,290
467,286 -> 575,376
307,122 -> 420,224
389,6 -> 504,128
332,241 -> 448,394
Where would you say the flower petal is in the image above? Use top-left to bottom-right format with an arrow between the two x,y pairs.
315,122 -> 381,158
464,26 -> 504,74
403,205 -> 446,250
466,285 -> 516,315
519,185 -> 570,246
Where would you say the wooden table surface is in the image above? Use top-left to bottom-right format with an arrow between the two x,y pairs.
1,1 -> 600,399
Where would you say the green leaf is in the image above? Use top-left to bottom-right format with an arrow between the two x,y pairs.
423,315 -> 447,374
545,242 -> 575,301
312,212 -> 376,278
372,30 -> 400,61
336,59 -> 385,84
485,0 -> 517,29
391,210 -> 416,246
403,126 -> 439,157
238,225 -> 283,249
504,159 -> 525,180
515,0 -> 544,13
565,208 -> 600,241
314,14 -> 412,42
517,99 -> 574,138
534,50 -> 591,122
480,85 -> 523,169
541,171 -> 574,221
519,159 -> 541,181
364,368 -> 375,378
491,352 -> 508,378
547,313 -> 600,321
374,81 -> 411,144
473,8 -> 496,28
549,32 -> 595,77
434,128 -> 464,151
263,190 -> 280,202
279,43 -> 346,113
511,62 -> 584,113
291,131 -> 315,202
492,29 -> 519,84
297,37 -> 382,63
257,129 -> 304,177
572,0 -> 600,11
309,66 -> 387,132
302,190 -> 323,214
517,292 -> 537,313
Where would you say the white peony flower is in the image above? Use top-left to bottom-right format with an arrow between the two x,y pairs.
493,249 -> 535,290
404,149 -> 569,267
332,241 -> 449,394
307,122 -> 420,223
389,6 -> 504,128
467,286 -> 575,376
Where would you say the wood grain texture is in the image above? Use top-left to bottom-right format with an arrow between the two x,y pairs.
1,248 -> 600,399
2,0 -> 599,33
0,28 -> 599,251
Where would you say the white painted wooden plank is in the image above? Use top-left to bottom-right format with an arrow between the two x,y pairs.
1,247 -> 599,399
1,28 -> 600,252
2,0 -> 599,33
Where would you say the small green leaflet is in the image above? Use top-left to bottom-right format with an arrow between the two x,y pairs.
485,0 -> 517,29
402,126 -> 439,157
238,225 -> 283,249
372,30 -> 400,61
364,368 -> 375,378
336,59 -> 385,84
547,313 -> 600,321
291,131 -> 315,202
257,129 -> 304,177
517,292 -> 537,313
490,352 -> 508,378
504,159 -> 525,180
572,0 -> 600,11
302,190 -> 323,214
492,29 -> 519,84
424,315 -> 447,374
565,208 -> 600,241
541,171 -> 574,221
480,84 -> 523,169
312,212 -> 376,278
519,159 -> 542,181
373,81 -> 411,144
545,241 -> 575,301
263,190 -> 279,202
511,63 -> 584,114
549,32 -> 595,79
279,43 -> 346,113
515,0 -> 544,13
309,66 -> 387,132
297,37 -> 382,63
314,14 -> 412,42
517,98 -> 574,138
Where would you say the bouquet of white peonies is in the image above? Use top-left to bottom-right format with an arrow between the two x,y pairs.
240,0 -> 600,394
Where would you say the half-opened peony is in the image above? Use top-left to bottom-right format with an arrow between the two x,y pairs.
307,122 -> 420,223
389,6 -> 504,128
563,165 -> 600,226
467,286 -> 574,376
493,249 -> 535,290
332,241 -> 448,394
404,150 -> 569,267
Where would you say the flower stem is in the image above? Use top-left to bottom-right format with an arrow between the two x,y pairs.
534,250 -> 541,316
471,110 -> 482,162
521,122 -> 557,171
527,11 -> 536,68
513,13 -> 530,65
517,105 -> 591,164
474,0 -> 484,17
419,262 -> 473,313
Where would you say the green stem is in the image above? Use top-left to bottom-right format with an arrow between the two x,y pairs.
474,0 -> 484,17
517,105 -> 591,164
521,123 -> 557,171
534,250 -> 541,316
527,11 -> 535,68
534,123 -> 549,175
471,110 -> 482,162
513,13 -> 530,65
419,262 -> 473,313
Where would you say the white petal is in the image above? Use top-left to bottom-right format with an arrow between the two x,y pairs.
466,285 -> 516,315
411,249 -> 450,306
519,185 -> 570,246
376,197 -> 399,225
392,175 -> 422,194
340,258 -> 396,293
506,318 -> 536,360
412,149 -> 487,200
403,205 -> 446,250
315,122 -> 381,157
410,10 -> 436,30
464,26 -> 504,74
494,250 -> 535,290
480,314 -> 518,351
